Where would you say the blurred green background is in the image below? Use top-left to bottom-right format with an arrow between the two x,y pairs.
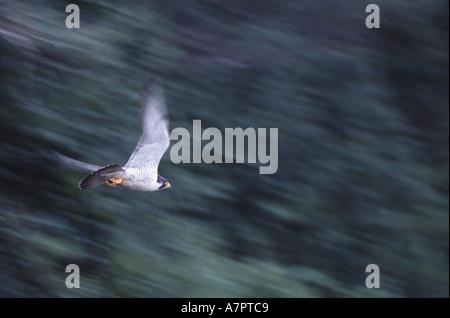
0,0 -> 448,297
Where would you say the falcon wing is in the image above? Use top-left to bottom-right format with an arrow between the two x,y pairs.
124,79 -> 170,171
78,164 -> 125,189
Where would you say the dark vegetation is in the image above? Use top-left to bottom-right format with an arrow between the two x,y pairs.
0,1 -> 448,297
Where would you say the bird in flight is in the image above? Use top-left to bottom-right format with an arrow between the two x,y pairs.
56,78 -> 171,191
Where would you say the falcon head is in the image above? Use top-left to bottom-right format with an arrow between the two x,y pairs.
157,175 -> 171,190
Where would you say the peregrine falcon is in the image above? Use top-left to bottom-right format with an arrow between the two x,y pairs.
56,78 -> 171,191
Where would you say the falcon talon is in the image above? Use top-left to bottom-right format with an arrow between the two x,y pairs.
106,177 -> 123,186
109,177 -> 123,184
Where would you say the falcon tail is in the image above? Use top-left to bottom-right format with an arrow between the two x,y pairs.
53,151 -> 103,172
79,164 -> 125,190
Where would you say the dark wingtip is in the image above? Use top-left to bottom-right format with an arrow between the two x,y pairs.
148,77 -> 158,84
78,176 -> 90,190
143,77 -> 158,88
142,77 -> 162,95
78,180 -> 87,190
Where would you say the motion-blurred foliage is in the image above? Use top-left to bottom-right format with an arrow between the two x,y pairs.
0,0 -> 448,297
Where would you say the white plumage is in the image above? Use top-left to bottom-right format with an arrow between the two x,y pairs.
56,78 -> 171,192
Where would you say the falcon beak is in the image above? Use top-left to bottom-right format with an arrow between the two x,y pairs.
166,182 -> 171,189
